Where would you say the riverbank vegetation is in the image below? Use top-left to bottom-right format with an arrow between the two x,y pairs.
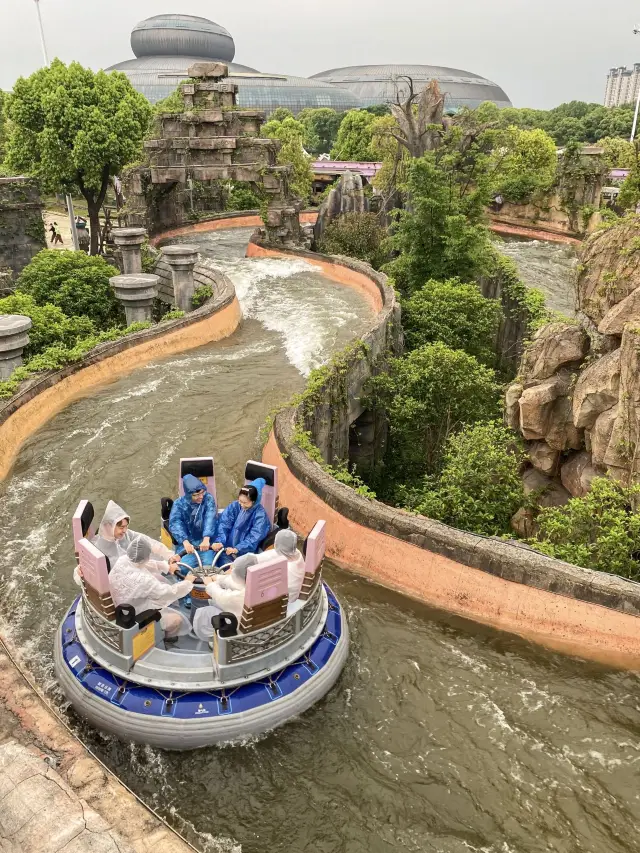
0,251 -> 176,400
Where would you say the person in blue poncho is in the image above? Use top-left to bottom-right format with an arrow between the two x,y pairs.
169,474 -> 218,570
212,478 -> 272,566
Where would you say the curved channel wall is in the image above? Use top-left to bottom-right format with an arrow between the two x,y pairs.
0,263 -> 241,482
248,236 -> 640,670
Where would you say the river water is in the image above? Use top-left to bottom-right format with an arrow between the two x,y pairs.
1,230 -> 640,853
495,237 -> 578,317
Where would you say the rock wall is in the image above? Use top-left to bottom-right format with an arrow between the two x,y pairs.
0,177 -> 46,293
124,62 -> 302,246
507,217 -> 640,506
312,170 -> 369,248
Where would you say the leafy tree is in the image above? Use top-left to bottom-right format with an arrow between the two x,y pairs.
615,145 -> 640,211
262,116 -> 313,200
364,104 -> 391,117
298,108 -> 342,155
494,126 -> 557,201
532,477 -> 640,579
318,212 -> 389,269
269,107 -> 294,123
5,60 -> 152,254
398,421 -> 525,536
16,250 -> 123,329
367,342 -> 501,481
599,135 -> 636,170
330,110 -> 376,161
386,151 -> 494,295
0,291 -> 95,357
552,117 -> 586,146
401,278 -> 501,365
153,86 -> 187,114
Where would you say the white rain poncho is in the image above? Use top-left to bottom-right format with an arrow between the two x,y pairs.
192,554 -> 257,641
257,529 -> 306,603
92,500 -> 173,568
109,537 -> 192,637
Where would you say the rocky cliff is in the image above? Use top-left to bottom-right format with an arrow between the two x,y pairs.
507,218 -> 640,520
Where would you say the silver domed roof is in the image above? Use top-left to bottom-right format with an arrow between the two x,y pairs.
311,63 -> 511,111
131,14 -> 235,63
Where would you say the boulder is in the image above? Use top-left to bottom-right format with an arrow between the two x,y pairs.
187,62 -> 228,79
577,218 -> 640,324
545,394 -> 584,451
511,507 -> 538,538
560,450 -> 599,498
528,441 -> 560,476
591,406 -> 618,467
522,467 -> 571,508
521,322 -> 589,382
505,382 -> 523,431
313,171 -> 369,248
519,373 -> 571,440
602,326 -> 640,475
572,349 -> 621,429
598,284 -> 640,335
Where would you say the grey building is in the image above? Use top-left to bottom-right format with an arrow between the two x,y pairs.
604,65 -> 640,108
106,14 -> 362,114
310,64 -> 512,112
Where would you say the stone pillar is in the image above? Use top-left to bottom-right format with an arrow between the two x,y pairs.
162,245 -> 199,312
0,315 -> 32,379
111,227 -> 148,275
109,274 -> 159,325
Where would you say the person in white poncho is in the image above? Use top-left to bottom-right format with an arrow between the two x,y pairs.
256,529 -> 306,604
192,554 -> 257,641
92,500 -> 181,571
109,537 -> 195,638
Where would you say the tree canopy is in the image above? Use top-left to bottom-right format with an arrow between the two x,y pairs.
297,108 -> 343,155
5,60 -> 152,254
261,115 -> 313,200
330,110 -> 377,161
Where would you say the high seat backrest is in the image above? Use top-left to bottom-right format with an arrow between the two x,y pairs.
299,520 -> 326,601
77,537 -> 115,621
179,457 -> 217,505
240,553 -> 288,633
244,460 -> 278,524
72,500 -> 94,562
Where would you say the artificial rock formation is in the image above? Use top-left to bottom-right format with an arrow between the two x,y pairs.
0,178 -> 45,292
508,217 -> 640,503
123,62 -> 302,245
313,170 -> 369,248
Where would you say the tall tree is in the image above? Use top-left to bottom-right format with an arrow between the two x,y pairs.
6,60 -> 152,255
262,115 -> 313,200
330,110 -> 377,161
297,108 -> 343,155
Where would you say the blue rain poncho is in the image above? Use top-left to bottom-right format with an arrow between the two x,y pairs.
169,474 -> 218,547
217,478 -> 272,557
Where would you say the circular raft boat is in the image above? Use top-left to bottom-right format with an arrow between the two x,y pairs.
55,459 -> 349,750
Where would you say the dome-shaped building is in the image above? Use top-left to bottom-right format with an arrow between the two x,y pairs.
310,64 -> 512,111
106,14 -> 362,115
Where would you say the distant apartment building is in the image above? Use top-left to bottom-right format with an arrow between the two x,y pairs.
605,64 -> 640,107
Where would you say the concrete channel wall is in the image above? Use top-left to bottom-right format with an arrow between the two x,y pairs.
248,236 -> 640,670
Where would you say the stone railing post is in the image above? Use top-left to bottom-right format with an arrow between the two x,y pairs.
109,274 -> 159,325
0,315 -> 32,379
161,245 -> 199,312
111,227 -> 148,275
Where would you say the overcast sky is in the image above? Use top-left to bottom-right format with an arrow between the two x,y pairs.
1,0 -> 639,109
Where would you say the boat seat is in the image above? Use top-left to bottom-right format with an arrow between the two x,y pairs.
244,460 -> 278,525
259,507 -> 290,551
179,456 -> 217,504
77,537 -> 115,622
72,500 -> 95,564
299,520 -> 326,601
239,554 -> 288,634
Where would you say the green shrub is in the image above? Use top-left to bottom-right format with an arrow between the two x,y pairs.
192,284 -> 213,309
530,477 -> 640,579
16,250 -> 123,329
367,342 -> 502,482
0,291 -> 95,357
398,422 -> 525,536
226,184 -> 262,211
318,212 -> 390,270
161,309 -> 186,321
402,278 -> 502,365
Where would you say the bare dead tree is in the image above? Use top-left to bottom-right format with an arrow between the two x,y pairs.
389,77 -> 448,158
